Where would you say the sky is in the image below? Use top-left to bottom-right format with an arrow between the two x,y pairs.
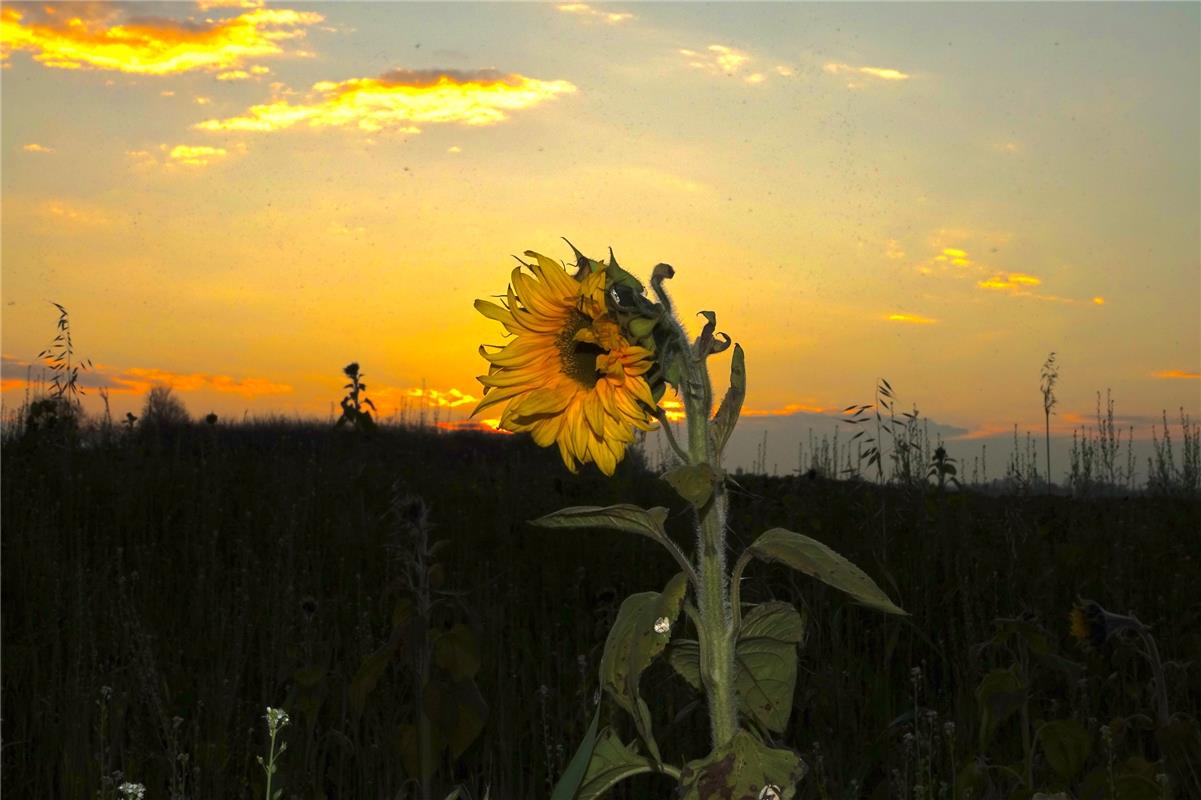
2,1 -> 1198,477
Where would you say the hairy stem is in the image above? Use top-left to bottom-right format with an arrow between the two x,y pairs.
678,347 -> 738,748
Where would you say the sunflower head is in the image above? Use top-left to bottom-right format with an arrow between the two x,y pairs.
473,246 -> 662,476
1069,600 -> 1145,652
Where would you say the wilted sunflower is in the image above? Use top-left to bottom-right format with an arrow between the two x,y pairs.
473,250 -> 658,475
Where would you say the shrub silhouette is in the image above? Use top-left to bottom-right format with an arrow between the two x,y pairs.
140,385 -> 190,429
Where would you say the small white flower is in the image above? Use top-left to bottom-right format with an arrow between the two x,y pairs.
653,616 -> 671,635
265,706 -> 290,736
118,783 -> 146,800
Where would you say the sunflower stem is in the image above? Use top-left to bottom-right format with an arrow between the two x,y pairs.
677,344 -> 739,748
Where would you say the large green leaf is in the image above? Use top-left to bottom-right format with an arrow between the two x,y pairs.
530,504 -> 671,543
576,728 -> 663,800
747,528 -> 906,615
711,344 -> 746,456
668,602 -> 806,733
678,729 -> 806,800
663,463 -> 717,508
733,602 -> 805,732
598,572 -> 689,761
975,666 -> 1027,750
1037,719 -> 1091,781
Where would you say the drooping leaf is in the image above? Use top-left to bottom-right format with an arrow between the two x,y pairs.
747,528 -> 906,615
678,729 -> 806,800
1037,719 -> 1091,781
975,666 -> 1027,750
598,572 -> 688,761
663,463 -> 717,507
711,344 -> 746,456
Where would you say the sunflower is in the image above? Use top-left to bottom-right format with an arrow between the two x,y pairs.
473,250 -> 658,475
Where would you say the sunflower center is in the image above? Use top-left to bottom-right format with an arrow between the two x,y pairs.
555,310 -> 604,388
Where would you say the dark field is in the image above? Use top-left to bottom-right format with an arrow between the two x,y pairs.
3,422 -> 1199,799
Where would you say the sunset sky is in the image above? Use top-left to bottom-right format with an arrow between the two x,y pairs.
2,1 -> 1198,476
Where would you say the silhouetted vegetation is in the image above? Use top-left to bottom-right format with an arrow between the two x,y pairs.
3,416 -> 1198,798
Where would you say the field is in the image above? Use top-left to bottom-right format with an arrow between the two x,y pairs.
2,417 -> 1199,799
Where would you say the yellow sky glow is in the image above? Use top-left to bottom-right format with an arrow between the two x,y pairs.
887,313 -> 938,325
556,4 -> 634,25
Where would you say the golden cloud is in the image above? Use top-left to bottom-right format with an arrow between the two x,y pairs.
195,69 -> 576,133
680,44 -> 753,78
22,142 -> 54,153
168,144 -> 229,166
823,61 -> 910,88
978,273 -> 1041,291
1151,369 -> 1201,380
886,313 -> 938,325
556,4 -> 635,24
0,5 -> 322,75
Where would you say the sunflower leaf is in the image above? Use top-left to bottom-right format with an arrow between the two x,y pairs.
668,602 -> 805,733
663,463 -> 716,507
678,729 -> 806,800
711,344 -> 746,456
575,727 -> 664,800
747,528 -> 907,616
597,572 -> 689,762
550,704 -> 601,800
530,504 -> 670,541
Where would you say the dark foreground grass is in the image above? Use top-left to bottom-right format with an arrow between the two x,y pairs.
3,422 -> 1198,799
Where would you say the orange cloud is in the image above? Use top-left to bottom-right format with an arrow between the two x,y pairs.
195,69 -> 576,133
1151,369 -> 1200,380
886,313 -> 938,325
405,386 -> 479,409
556,4 -> 635,24
22,142 -> 54,153
742,402 -> 828,417
112,367 -> 292,397
436,419 -> 509,434
0,5 -> 322,75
